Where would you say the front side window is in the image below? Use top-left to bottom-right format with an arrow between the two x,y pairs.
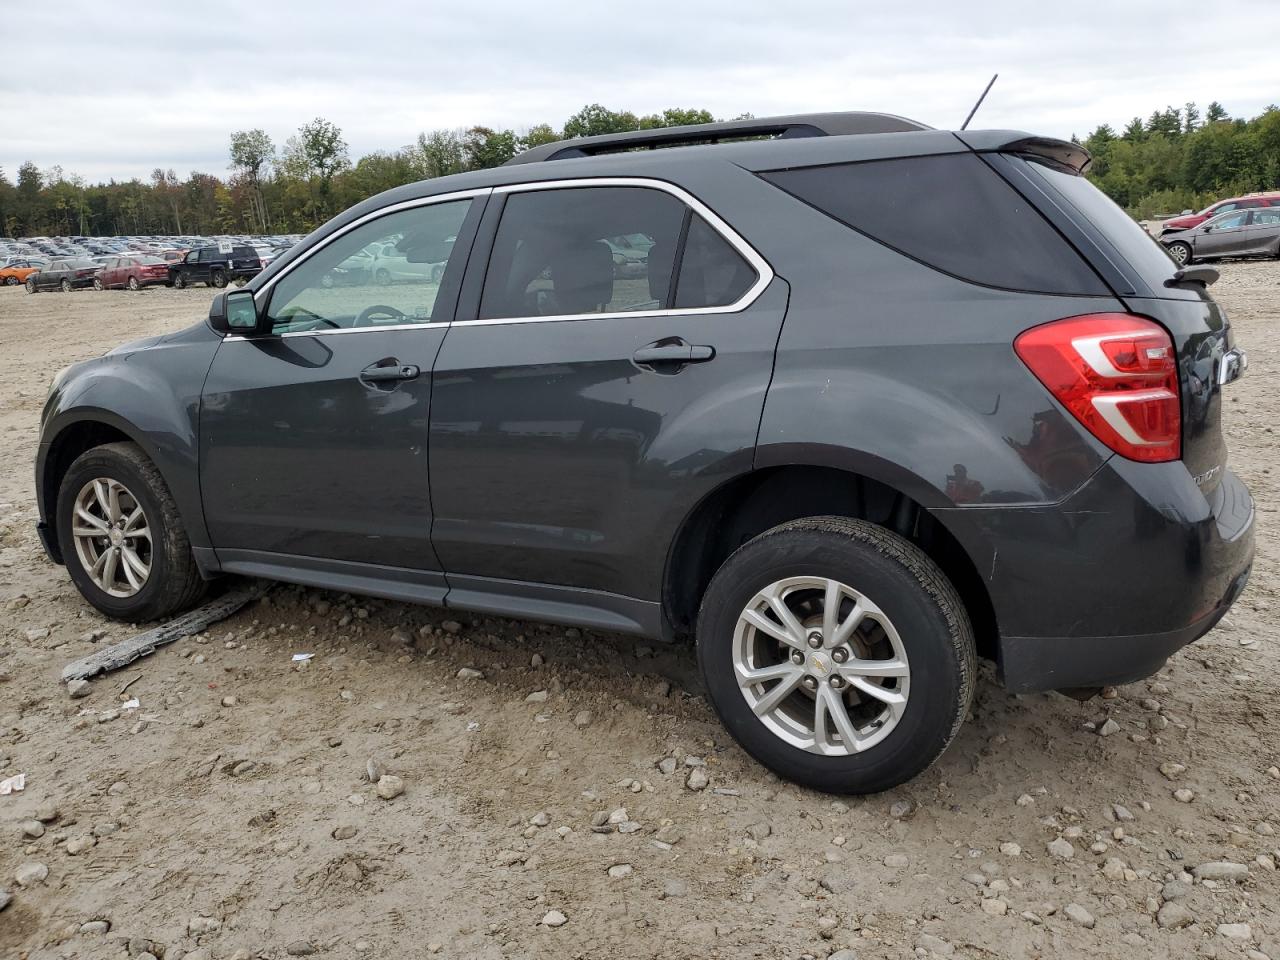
1211,212 -> 1248,230
265,199 -> 472,333
479,186 -> 688,320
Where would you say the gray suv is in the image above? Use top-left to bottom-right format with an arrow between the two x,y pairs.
36,113 -> 1254,793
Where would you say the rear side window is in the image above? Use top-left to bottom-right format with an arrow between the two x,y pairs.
1019,157 -> 1183,288
674,216 -> 756,309
761,153 -> 1107,295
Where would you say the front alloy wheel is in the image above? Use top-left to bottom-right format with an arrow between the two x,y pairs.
1167,241 -> 1192,265
71,478 -> 152,597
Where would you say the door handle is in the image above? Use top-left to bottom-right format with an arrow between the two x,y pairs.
632,341 -> 716,367
360,359 -> 420,383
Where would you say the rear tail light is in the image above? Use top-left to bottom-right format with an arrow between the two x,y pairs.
1014,313 -> 1181,463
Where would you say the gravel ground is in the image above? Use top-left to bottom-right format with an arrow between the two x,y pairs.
0,266 -> 1277,960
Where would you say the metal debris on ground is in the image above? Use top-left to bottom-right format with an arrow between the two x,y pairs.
61,580 -> 270,683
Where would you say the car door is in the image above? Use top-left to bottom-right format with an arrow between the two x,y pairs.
1194,211 -> 1250,257
1244,209 -> 1280,255
429,180 -> 786,613
200,192 -> 485,588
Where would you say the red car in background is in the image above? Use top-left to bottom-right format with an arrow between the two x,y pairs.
95,255 -> 171,291
1161,192 -> 1280,234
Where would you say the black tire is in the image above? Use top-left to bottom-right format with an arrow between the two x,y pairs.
93,277 -> 104,291
375,268 -> 392,286
210,269 -> 227,288
26,278 -> 37,294
3,276 -> 17,286
696,516 -> 975,794
56,442 -> 206,622
128,276 -> 140,291
61,278 -> 72,292
1166,241 -> 1192,266
173,273 -> 187,289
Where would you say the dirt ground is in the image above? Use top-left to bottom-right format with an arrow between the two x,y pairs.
0,266 -> 1277,960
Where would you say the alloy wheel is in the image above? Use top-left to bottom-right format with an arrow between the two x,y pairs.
71,478 -> 152,598
732,576 -> 910,756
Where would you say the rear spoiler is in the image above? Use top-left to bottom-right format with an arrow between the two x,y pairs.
954,131 -> 1091,174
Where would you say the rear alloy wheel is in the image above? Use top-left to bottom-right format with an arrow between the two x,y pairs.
61,278 -> 73,292
26,278 -> 37,294
3,276 -> 17,286
1167,241 -> 1192,266
210,270 -> 228,288
128,276 -> 140,291
697,517 -> 975,794
375,268 -> 392,286
93,277 -> 104,291
57,442 -> 205,621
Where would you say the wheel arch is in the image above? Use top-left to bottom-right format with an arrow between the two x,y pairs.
662,461 -> 998,660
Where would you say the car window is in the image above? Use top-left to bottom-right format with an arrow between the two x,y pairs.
1213,203 -> 1238,214
479,186 -> 686,320
1252,210 -> 1280,225
265,199 -> 472,333
1211,212 -> 1248,230
762,154 -> 1108,295
673,215 -> 757,309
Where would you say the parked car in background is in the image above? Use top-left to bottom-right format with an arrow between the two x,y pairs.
1162,207 -> 1280,264
25,258 -> 100,292
1160,191 -> 1280,234
168,245 -> 262,288
96,255 -> 171,290
369,242 -> 447,285
0,259 -> 47,285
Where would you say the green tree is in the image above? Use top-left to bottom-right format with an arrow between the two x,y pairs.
415,129 -> 467,179
463,126 -> 518,169
563,104 -> 640,139
229,129 -> 275,231
638,107 -> 716,129
1205,101 -> 1230,124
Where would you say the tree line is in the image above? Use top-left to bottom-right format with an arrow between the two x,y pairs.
1,101 -> 1276,238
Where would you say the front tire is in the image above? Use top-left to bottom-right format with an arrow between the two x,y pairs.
1167,241 -> 1192,266
61,278 -> 72,292
26,278 -> 37,294
173,273 -> 187,289
696,517 -> 975,794
93,277 -> 104,291
210,270 -> 227,288
56,442 -> 206,622
128,276 -> 140,291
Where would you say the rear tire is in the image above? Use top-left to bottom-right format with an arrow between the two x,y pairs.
210,270 -> 227,288
173,273 -> 187,289
3,276 -> 17,286
26,278 -> 37,294
375,268 -> 392,286
93,277 -> 104,291
696,516 -> 975,794
56,442 -> 206,622
128,276 -> 140,291
61,278 -> 72,292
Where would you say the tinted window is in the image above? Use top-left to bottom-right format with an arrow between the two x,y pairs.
674,215 -> 757,308
1020,157 -> 1184,287
1253,210 -> 1280,225
479,186 -> 686,320
1211,212 -> 1248,230
761,153 -> 1106,295
265,199 -> 472,333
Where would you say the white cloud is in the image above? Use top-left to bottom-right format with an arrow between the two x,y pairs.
3,0 -> 1276,182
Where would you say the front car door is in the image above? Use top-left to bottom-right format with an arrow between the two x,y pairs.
200,191 -> 486,594
429,179 -> 786,631
1193,210 -> 1250,257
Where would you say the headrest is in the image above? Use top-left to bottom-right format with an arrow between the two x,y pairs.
548,240 -> 614,314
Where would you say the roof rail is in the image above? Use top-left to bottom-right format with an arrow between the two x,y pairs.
505,111 -> 932,165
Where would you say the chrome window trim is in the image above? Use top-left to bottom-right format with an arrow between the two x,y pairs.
224,176 -> 773,342
457,177 -> 773,328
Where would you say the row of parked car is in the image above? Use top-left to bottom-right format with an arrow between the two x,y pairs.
0,234 -> 303,292
1158,190 -> 1280,265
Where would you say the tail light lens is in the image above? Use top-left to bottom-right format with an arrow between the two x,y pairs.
1015,313 -> 1181,463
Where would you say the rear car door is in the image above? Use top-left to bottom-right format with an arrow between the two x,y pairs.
200,193 -> 485,588
429,180 -> 786,617
1244,209 -> 1280,254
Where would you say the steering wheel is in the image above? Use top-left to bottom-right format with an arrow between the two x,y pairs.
355,304 -> 407,328
277,306 -> 341,329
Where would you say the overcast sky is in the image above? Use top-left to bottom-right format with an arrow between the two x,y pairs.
5,0 -> 1277,184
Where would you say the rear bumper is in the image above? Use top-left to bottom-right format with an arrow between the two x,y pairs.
934,460 -> 1255,693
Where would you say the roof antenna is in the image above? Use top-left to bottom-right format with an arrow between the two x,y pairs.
960,73 -> 999,130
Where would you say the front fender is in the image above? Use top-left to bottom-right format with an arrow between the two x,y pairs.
38,325 -> 220,549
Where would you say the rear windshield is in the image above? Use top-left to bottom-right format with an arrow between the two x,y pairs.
1017,157 -> 1181,288
760,153 -> 1107,295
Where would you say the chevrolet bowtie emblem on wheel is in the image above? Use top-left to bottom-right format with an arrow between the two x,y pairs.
810,655 -> 829,675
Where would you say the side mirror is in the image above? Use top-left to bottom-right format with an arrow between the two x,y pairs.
1202,225 -> 1213,233
208,289 -> 263,336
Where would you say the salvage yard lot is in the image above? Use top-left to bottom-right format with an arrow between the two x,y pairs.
0,268 -> 1278,959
